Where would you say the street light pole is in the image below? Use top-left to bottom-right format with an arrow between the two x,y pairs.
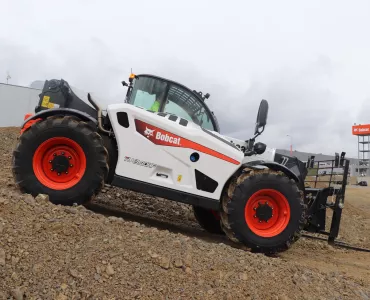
287,134 -> 293,156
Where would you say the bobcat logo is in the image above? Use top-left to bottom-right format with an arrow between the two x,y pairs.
144,127 -> 155,138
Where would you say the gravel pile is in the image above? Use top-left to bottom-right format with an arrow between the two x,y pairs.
0,127 -> 369,299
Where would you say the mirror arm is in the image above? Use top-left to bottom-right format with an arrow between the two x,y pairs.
245,99 -> 268,156
255,125 -> 265,137
244,125 -> 266,156
243,137 -> 255,156
251,125 -> 265,141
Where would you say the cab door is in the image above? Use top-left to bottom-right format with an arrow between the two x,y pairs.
127,75 -> 219,132
128,76 -> 168,112
162,84 -> 217,131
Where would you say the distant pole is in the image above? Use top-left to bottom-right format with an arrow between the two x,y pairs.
287,134 -> 293,156
6,72 -> 11,84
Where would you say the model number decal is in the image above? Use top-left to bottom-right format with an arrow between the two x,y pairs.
280,156 -> 289,166
124,156 -> 157,168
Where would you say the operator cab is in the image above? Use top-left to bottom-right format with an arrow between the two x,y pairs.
123,74 -> 220,132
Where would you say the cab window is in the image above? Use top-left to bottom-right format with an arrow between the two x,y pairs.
163,101 -> 192,120
129,77 -> 167,111
163,85 -> 215,131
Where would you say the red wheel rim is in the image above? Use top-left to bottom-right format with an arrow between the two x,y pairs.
244,189 -> 291,238
32,137 -> 86,190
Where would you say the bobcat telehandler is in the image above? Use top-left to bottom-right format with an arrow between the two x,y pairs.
12,73 -> 356,253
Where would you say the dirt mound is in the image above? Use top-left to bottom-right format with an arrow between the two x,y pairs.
1,127 -> 370,299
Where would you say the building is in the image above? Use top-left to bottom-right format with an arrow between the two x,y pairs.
276,148 -> 356,178
0,82 -> 41,127
276,149 -> 358,165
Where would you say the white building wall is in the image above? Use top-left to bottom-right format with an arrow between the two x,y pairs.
0,83 -> 41,127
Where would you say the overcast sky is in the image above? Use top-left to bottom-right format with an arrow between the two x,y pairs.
1,0 -> 370,158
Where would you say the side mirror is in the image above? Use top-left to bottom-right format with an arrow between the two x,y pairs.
254,99 -> 269,135
122,81 -> 128,87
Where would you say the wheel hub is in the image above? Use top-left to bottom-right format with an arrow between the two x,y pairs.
244,189 -> 291,238
51,154 -> 70,174
33,137 -> 86,190
255,202 -> 273,222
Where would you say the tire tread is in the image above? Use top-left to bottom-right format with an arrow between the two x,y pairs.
12,115 -> 109,205
220,168 -> 306,253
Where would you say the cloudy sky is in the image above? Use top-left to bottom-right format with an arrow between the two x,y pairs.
1,0 -> 370,158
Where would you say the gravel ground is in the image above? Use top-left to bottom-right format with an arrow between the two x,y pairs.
0,127 -> 369,300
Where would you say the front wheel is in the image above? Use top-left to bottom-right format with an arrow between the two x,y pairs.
193,206 -> 224,235
220,169 -> 306,253
12,116 -> 109,205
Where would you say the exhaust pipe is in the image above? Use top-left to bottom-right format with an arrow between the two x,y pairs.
87,93 -> 112,135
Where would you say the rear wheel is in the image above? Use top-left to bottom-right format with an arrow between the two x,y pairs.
12,116 -> 109,205
193,206 -> 224,234
220,168 -> 306,253
102,134 -> 118,184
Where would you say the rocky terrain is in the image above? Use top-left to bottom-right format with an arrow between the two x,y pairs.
0,127 -> 370,299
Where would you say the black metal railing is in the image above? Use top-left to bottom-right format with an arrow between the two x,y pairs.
304,152 -> 350,244
305,152 -> 350,189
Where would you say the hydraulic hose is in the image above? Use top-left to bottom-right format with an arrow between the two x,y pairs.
87,93 -> 112,135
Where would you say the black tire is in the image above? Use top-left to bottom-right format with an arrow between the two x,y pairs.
12,116 -> 109,206
220,169 -> 306,253
193,206 -> 224,235
102,134 -> 118,184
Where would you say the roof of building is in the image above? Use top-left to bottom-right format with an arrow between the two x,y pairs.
275,149 -> 359,164
0,82 -> 41,91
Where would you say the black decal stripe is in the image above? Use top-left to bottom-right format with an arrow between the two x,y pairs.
117,112 -> 130,128
201,127 -> 240,151
179,118 -> 188,126
112,175 -> 220,210
168,114 -> 178,122
195,169 -> 218,193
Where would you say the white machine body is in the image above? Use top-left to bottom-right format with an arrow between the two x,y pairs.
107,103 -> 275,201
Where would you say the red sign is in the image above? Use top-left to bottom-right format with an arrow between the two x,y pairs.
134,119 -> 240,165
352,124 -> 370,135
